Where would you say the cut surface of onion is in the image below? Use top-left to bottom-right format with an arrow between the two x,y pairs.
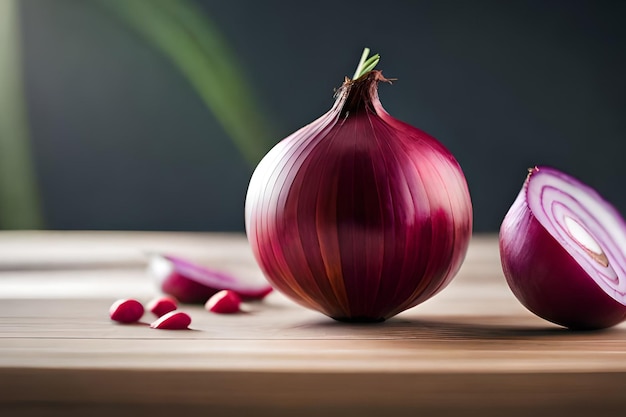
500,166 -> 626,330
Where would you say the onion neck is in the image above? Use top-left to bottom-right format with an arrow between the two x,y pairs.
339,70 -> 391,118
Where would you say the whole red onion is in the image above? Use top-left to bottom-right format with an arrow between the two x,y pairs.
500,166 -> 626,330
245,50 -> 472,322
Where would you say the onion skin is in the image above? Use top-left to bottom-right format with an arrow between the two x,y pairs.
500,167 -> 626,330
245,70 -> 472,322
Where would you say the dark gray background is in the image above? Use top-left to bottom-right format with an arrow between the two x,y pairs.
19,0 -> 626,232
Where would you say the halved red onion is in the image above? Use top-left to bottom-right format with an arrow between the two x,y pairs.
500,166 -> 626,330
148,254 -> 273,304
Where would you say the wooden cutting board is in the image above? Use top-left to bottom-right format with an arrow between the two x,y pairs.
0,231 -> 625,417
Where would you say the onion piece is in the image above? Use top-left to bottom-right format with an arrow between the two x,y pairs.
205,290 -> 242,314
109,298 -> 144,323
150,311 -> 191,330
499,166 -> 626,330
147,296 -> 178,317
148,254 -> 273,304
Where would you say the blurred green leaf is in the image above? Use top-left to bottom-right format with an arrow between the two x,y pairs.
0,0 -> 44,229
99,0 -> 275,167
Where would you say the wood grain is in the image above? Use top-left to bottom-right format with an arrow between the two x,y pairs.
1,231 -> 625,416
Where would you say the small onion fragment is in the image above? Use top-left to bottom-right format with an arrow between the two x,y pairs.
109,299 -> 144,323
205,290 -> 242,314
245,51 -> 472,322
148,253 -> 273,304
500,166 -> 626,330
150,311 -> 191,330
147,296 -> 178,317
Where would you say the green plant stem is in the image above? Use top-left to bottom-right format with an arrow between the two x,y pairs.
98,0 -> 275,167
352,47 -> 380,79
0,0 -> 44,229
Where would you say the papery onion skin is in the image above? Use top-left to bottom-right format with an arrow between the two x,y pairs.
245,70 -> 472,322
500,167 -> 626,330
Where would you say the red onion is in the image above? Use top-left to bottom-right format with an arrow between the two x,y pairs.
148,254 -> 273,303
245,49 -> 473,322
500,166 -> 626,330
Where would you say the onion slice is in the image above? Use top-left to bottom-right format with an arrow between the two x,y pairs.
499,166 -> 626,330
148,254 -> 273,304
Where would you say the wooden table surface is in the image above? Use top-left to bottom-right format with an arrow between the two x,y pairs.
1,231 -> 625,417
